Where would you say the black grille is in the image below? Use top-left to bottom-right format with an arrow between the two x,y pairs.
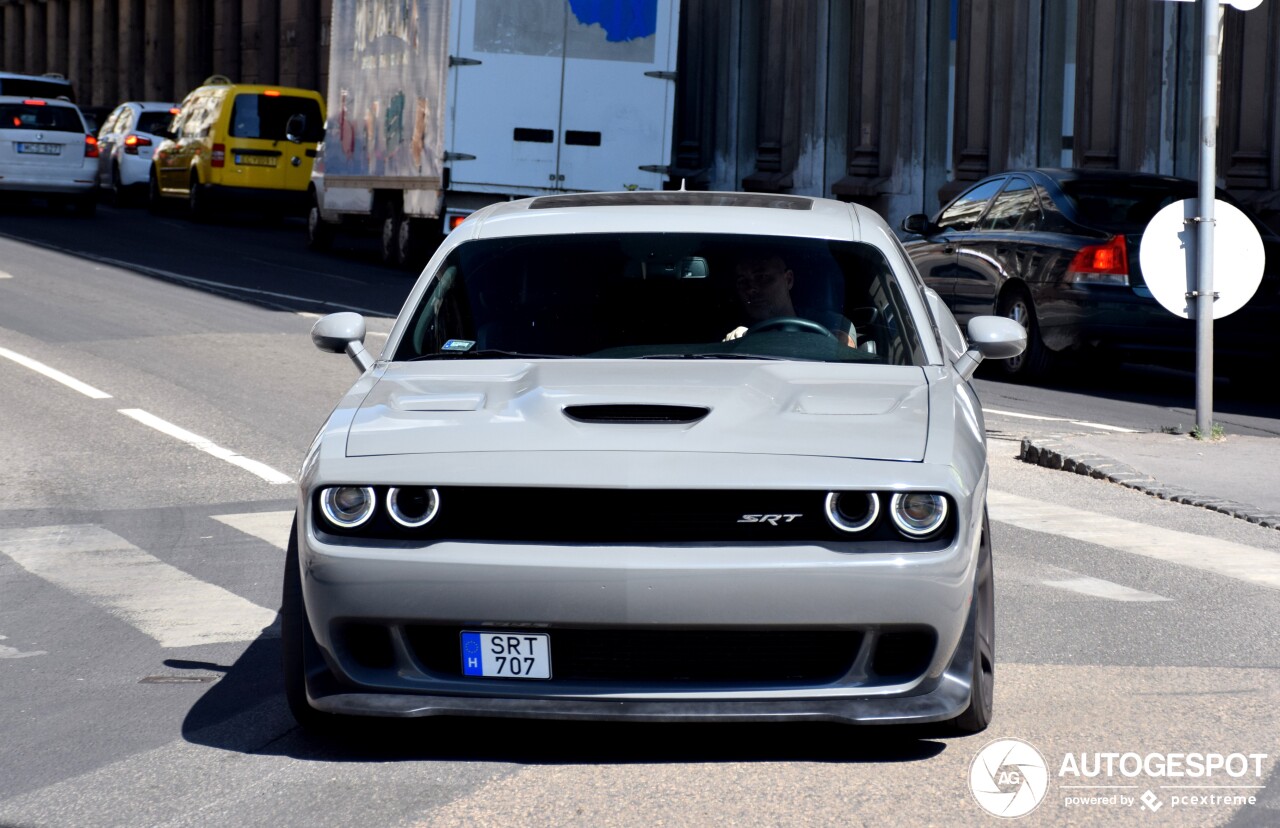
407,627 -> 861,685
563,404 -> 710,424
314,487 -> 955,545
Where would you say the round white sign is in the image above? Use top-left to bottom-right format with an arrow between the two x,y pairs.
969,737 -> 1050,818
1138,198 -> 1265,320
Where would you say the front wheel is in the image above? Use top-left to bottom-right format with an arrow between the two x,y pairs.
306,198 -> 334,251
379,205 -> 402,267
940,509 -> 994,734
281,520 -> 349,736
187,174 -> 207,221
148,169 -> 166,215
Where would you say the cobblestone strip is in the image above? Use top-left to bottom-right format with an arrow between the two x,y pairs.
1017,435 -> 1280,531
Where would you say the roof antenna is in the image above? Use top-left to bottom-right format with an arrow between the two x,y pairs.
679,178 -> 687,191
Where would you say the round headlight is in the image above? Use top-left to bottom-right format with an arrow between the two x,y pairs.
320,486 -> 376,528
824,491 -> 881,533
889,492 -> 948,537
386,486 -> 440,528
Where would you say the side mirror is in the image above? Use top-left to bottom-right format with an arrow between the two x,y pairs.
285,114 -> 306,144
311,312 -> 374,372
901,213 -> 934,236
953,315 -> 1026,380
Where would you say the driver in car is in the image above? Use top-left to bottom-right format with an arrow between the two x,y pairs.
724,254 -> 856,346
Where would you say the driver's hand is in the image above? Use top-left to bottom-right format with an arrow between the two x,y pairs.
724,325 -> 748,342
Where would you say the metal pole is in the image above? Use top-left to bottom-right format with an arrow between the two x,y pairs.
1194,0 -> 1218,437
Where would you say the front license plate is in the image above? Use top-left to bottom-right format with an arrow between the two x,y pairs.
17,142 -> 61,155
235,154 -> 276,167
461,631 -> 551,679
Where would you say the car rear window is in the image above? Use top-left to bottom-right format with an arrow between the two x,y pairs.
136,111 -> 174,135
0,102 -> 83,133
1060,179 -> 1197,232
228,94 -> 323,142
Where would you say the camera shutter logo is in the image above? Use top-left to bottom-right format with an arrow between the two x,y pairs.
969,738 -> 1050,818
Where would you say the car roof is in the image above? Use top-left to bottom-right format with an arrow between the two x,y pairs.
187,82 -> 322,99
458,191 -> 876,242
1002,167 -> 1197,188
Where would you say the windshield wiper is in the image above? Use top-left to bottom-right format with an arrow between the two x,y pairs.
409,349 -> 570,361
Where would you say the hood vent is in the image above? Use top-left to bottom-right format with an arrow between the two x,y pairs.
563,404 -> 711,425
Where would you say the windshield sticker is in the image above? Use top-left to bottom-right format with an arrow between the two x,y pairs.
442,339 -> 476,352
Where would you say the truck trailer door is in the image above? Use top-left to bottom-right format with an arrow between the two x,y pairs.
558,0 -> 677,193
448,0 -> 678,196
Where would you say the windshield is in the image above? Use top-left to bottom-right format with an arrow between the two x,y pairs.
393,233 -> 928,365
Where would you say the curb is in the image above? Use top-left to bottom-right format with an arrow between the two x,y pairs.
1017,434 -> 1280,531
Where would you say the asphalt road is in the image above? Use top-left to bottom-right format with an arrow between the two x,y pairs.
1,208 -> 1278,827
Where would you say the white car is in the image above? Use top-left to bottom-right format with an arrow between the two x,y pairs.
95,101 -> 176,204
0,95 -> 97,215
287,191 -> 1028,737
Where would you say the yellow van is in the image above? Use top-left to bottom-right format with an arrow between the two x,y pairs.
150,76 -> 325,218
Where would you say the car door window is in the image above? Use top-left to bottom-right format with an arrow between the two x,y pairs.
983,177 -> 1040,231
935,180 -> 1004,232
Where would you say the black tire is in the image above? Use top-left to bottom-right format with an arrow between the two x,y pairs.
994,286 -> 1051,380
111,163 -> 128,206
379,204 -> 402,267
306,197 -> 334,251
148,169 -> 166,215
281,519 -> 348,736
941,509 -> 994,735
187,173 -> 207,221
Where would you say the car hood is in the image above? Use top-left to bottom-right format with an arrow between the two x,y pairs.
344,360 -> 930,462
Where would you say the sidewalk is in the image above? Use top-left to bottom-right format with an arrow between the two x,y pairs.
1015,430 -> 1280,530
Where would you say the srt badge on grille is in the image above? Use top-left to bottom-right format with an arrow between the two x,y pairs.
738,514 -> 802,525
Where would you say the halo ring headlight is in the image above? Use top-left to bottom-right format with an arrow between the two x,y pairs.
889,492 -> 948,537
824,491 -> 881,533
320,486 -> 376,528
386,486 -> 440,528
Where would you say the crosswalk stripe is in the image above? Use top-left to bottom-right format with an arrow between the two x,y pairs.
212,511 -> 294,552
989,490 -> 1280,591
1041,576 -> 1171,602
0,525 -> 276,648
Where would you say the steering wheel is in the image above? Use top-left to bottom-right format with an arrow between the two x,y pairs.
744,316 -> 836,340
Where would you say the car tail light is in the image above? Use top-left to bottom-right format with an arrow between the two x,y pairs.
211,143 -> 226,168
263,89 -> 281,97
123,134 -> 153,155
1066,235 -> 1129,286
23,99 -> 46,106
84,134 -> 99,158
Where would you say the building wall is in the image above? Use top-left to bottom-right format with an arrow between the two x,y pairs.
1,0 -> 1276,225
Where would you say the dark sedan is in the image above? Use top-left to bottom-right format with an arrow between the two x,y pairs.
900,168 -> 1279,381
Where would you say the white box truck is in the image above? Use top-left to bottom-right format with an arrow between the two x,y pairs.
308,0 -> 680,267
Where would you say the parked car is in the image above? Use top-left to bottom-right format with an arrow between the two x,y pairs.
0,95 -> 98,215
95,101 -> 177,204
150,75 -> 325,219
0,71 -> 75,101
900,168 -> 1280,381
285,190 -> 1026,737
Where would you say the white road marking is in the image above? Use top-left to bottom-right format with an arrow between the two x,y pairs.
989,489 -> 1280,591
0,635 -> 46,659
984,407 -> 1140,433
0,346 -> 112,399
212,511 -> 294,551
0,270 -> 12,279
117,409 -> 292,484
1041,576 -> 1171,602
0,525 -> 276,648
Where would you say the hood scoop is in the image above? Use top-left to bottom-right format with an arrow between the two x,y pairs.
563,404 -> 711,425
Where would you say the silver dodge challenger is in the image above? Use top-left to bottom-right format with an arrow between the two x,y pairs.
283,191 -> 1025,735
